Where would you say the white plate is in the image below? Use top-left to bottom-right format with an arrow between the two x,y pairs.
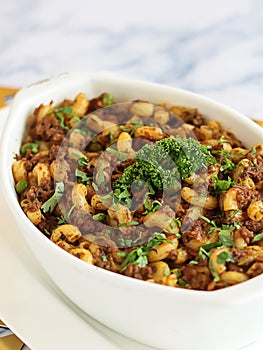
0,107 -> 154,350
0,105 -> 262,350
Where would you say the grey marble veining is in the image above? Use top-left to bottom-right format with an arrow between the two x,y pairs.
0,0 -> 262,118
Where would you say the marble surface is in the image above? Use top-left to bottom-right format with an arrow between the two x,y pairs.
0,1 -> 263,348
0,0 -> 263,118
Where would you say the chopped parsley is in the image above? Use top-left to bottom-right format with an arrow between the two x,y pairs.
212,175 -> 235,194
71,152 -> 89,166
55,112 -> 69,130
252,232 -> 263,243
189,260 -> 198,265
102,93 -> 114,106
198,223 -> 237,260
75,169 -> 91,184
107,147 -> 127,161
120,233 -> 172,269
109,131 -> 115,144
177,278 -> 190,287
217,250 -> 235,265
101,254 -> 108,262
117,232 -> 143,248
218,135 -> 229,143
53,106 -> 72,130
113,188 -> 132,208
210,251 -> 235,282
41,182 -> 64,213
199,214 -> 217,230
227,209 -> 241,221
118,221 -> 139,227
73,128 -> 86,135
57,205 -> 75,224
92,213 -> 106,222
218,225 -> 235,247
44,229 -> 51,236
20,141 -> 40,155
54,106 -> 73,115
143,197 -> 162,214
199,242 -> 222,260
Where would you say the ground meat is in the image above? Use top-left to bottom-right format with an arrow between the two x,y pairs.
124,263 -> 156,280
49,144 -> 60,160
178,110 -> 205,127
231,247 -> 247,261
23,182 -> 54,203
30,152 -> 50,165
235,226 -> 254,244
182,264 -> 211,290
235,185 -> 260,209
247,160 -> 263,182
33,115 -> 65,144
182,220 -> 208,245
244,219 -> 263,233
228,263 -> 244,273
24,159 -> 34,172
87,93 -> 106,112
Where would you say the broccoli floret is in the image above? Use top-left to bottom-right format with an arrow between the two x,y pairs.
113,136 -> 215,203
156,137 -> 213,180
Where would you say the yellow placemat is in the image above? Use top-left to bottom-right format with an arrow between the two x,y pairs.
0,321 -> 25,350
0,335 -> 24,350
0,87 -> 18,108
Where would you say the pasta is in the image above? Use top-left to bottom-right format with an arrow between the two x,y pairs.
12,91 -> 263,291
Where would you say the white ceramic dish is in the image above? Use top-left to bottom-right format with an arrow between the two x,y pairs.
1,72 -> 263,350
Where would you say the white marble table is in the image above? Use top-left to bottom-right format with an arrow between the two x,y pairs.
0,0 -> 262,118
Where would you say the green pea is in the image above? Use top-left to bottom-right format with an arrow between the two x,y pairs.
20,141 -> 40,155
15,180 -> 28,194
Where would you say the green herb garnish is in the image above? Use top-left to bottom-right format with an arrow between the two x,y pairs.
75,169 -> 91,184
102,93 -> 114,106
210,250 -> 235,282
71,152 -> 89,167
217,251 -> 235,265
212,175 -> 235,194
53,106 -> 72,130
118,221 -> 139,227
73,128 -> 87,135
41,182 -> 64,213
114,137 -> 215,202
120,233 -> 172,269
101,254 -> 108,262
107,147 -> 127,161
54,106 -> 73,115
177,278 -> 190,287
218,226 -> 235,247
143,196 -> 162,214
57,205 -> 75,224
252,232 -> 263,243
92,213 -> 106,222
227,209 -> 241,221
20,141 -> 40,155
